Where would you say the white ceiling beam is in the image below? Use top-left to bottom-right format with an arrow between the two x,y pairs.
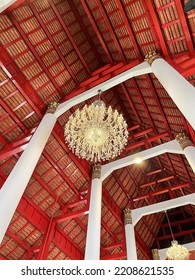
101,140 -> 184,180
55,61 -> 151,118
132,193 -> 195,226
0,0 -> 17,12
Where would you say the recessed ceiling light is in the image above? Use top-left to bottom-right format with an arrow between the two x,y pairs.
134,157 -> 143,164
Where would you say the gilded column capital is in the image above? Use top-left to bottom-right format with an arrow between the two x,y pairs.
123,208 -> 132,225
152,249 -> 160,260
47,102 -> 59,114
92,164 -> 101,179
145,51 -> 162,66
175,131 -> 193,150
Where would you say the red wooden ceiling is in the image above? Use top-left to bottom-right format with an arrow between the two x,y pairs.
0,0 -> 195,260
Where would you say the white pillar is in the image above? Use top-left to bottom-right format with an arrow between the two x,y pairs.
176,132 -> 195,173
145,51 -> 195,130
0,104 -> 58,244
85,165 -> 102,260
124,208 -> 137,260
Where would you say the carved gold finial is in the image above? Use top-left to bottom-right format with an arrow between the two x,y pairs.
124,208 -> 132,225
152,249 -> 160,260
47,102 -> 59,114
175,131 -> 193,150
145,51 -> 161,66
92,164 -> 101,179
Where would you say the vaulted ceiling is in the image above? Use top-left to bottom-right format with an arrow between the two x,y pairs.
0,0 -> 195,260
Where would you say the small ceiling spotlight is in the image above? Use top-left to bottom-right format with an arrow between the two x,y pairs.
134,157 -> 143,164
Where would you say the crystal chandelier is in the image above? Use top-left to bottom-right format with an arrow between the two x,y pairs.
64,94 -> 128,163
166,240 -> 189,260
165,210 -> 190,260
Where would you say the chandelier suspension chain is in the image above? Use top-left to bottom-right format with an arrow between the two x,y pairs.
165,210 -> 174,240
164,210 -> 190,260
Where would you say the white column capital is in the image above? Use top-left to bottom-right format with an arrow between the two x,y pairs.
47,102 -> 59,114
92,164 -> 101,179
152,249 -> 160,260
123,208 -> 132,225
175,131 -> 194,150
145,51 -> 162,66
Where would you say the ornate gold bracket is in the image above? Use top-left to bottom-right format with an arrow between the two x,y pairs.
145,51 -> 161,66
123,208 -> 132,225
92,164 -> 101,179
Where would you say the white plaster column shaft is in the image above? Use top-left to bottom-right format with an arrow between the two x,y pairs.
0,107 -> 57,244
145,51 -> 195,130
85,165 -> 102,260
176,132 -> 195,173
124,208 -> 137,260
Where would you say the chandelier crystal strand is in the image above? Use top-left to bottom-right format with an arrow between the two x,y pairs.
64,99 -> 128,163
165,210 -> 190,260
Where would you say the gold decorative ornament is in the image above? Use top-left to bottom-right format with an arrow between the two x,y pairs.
145,51 -> 161,66
47,102 -> 59,114
152,249 -> 160,260
175,131 -> 193,150
92,164 -> 101,179
123,208 -> 132,225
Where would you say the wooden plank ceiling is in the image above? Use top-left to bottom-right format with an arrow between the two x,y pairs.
0,0 -> 195,260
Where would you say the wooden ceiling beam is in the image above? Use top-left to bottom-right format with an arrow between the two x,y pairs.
32,172 -> 64,207
17,192 -> 84,259
68,1 -> 102,64
0,128 -> 35,161
29,1 -> 78,85
80,0 -> 112,62
116,0 -> 142,60
139,175 -> 175,189
102,187 -> 151,259
120,83 -> 142,125
6,229 -> 30,251
132,77 -> 155,128
157,229 -> 195,242
173,1 -> 194,54
144,0 -> 169,57
8,12 -> 65,98
0,44 -> 45,116
96,0 -> 125,61
60,60 -> 139,102
125,131 -> 169,151
132,182 -> 190,205
145,75 -> 173,137
42,150 -> 79,195
53,226 -> 84,259
52,122 -> 91,180
101,251 -> 126,260
49,0 -> 90,74
0,98 -> 27,133
54,207 -> 88,224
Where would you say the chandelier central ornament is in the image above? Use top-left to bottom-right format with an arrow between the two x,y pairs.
84,126 -> 108,147
64,98 -> 128,163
